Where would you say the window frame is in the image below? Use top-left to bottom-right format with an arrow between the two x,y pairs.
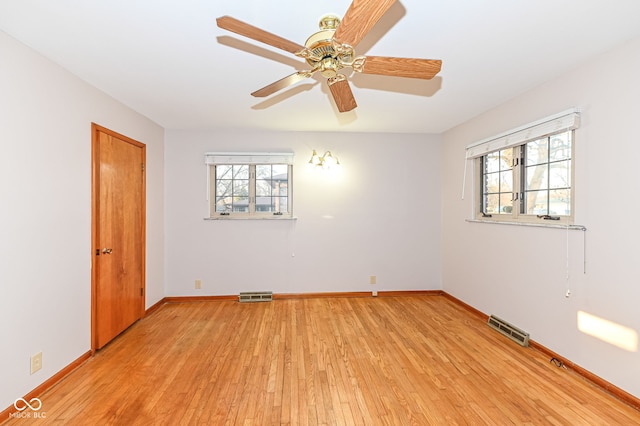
475,130 -> 575,225
205,152 -> 294,220
465,109 -> 580,227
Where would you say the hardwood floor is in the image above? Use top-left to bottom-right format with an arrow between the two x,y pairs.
5,296 -> 640,425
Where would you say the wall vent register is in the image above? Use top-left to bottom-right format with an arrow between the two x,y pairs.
239,292 -> 273,303
488,315 -> 530,347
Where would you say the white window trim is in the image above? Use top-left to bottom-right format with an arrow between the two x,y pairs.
205,152 -> 295,220
465,109 -> 581,226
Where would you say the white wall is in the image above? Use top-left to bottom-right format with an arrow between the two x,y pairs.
441,37 -> 640,398
165,130 -> 442,296
0,31 -> 165,410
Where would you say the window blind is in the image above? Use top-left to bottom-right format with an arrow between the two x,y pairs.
465,108 -> 580,159
204,152 -> 295,165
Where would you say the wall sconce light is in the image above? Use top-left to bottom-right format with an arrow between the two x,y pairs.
308,150 -> 340,170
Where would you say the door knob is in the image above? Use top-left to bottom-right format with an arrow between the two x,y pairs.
102,248 -> 113,255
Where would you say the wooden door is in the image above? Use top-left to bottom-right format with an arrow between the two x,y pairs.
91,123 -> 146,350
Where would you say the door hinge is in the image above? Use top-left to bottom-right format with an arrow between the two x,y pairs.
140,288 -> 144,296
141,163 -> 145,172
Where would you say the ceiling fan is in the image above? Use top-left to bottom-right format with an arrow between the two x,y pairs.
216,0 -> 442,113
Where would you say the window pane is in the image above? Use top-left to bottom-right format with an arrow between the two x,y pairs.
526,139 -> 548,166
273,168 -> 289,191
272,164 -> 288,176
550,132 -> 571,161
233,180 -> 249,196
275,196 -> 288,213
550,160 -> 571,189
549,189 -> 571,215
255,196 -> 289,213
485,194 -> 499,214
234,165 -> 249,179
256,164 -> 271,179
499,149 -> 514,171
485,152 -> 500,173
485,150 -> 513,173
498,193 -> 513,214
526,164 -> 549,191
256,180 -> 272,196
215,196 -> 232,212
232,197 -> 249,212
500,170 -> 513,193
256,196 -> 272,212
256,164 -> 272,198
216,165 -> 233,179
277,182 -> 288,196
525,190 -> 548,215
485,172 -> 500,194
216,180 -> 232,197
484,193 -> 513,214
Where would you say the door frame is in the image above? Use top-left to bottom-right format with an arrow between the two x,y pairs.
91,123 -> 146,352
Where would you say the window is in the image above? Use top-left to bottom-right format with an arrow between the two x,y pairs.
467,109 -> 579,225
480,131 -> 572,220
205,152 -> 294,218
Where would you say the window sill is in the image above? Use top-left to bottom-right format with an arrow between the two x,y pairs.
205,216 -> 298,221
466,219 -> 586,231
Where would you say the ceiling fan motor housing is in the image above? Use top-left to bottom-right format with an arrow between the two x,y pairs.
304,15 -> 353,78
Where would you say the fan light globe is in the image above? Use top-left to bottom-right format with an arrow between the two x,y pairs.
319,14 -> 341,30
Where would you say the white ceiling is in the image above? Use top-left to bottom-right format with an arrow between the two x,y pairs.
1,0 -> 640,134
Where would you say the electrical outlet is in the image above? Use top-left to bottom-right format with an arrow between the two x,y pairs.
369,275 -> 376,285
31,352 -> 42,375
195,279 -> 202,289
372,290 -> 378,297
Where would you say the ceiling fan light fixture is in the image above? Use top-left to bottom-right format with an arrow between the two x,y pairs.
320,57 -> 339,78
318,14 -> 341,31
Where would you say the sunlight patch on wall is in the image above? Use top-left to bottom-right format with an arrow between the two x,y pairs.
577,311 -> 638,352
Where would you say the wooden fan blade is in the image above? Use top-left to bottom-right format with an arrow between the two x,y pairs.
328,78 -> 357,113
360,56 -> 442,79
251,72 -> 314,97
333,0 -> 397,48
216,16 -> 306,55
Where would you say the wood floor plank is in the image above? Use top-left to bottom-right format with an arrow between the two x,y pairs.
5,296 -> 640,425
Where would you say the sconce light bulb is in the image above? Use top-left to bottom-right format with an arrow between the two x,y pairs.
309,149 -> 340,170
309,150 -> 322,166
323,152 -> 337,168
